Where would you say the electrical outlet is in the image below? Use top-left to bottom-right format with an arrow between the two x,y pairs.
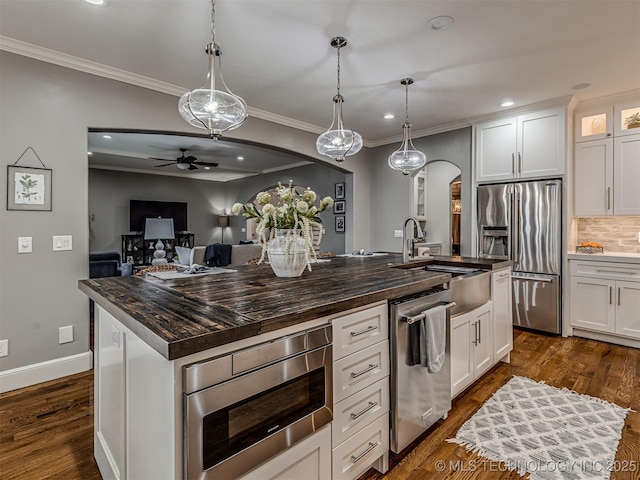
394,230 -> 403,238
59,325 -> 74,344
0,339 -> 8,357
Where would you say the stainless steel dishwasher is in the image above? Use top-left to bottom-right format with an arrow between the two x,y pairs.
389,287 -> 455,453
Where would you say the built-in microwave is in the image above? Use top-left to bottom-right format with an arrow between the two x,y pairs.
183,325 -> 332,479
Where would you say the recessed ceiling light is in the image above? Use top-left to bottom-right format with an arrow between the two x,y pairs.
501,101 -> 515,107
383,113 -> 395,120
237,156 -> 244,161
426,16 -> 454,32
102,135 -> 112,139
85,0 -> 110,6
571,83 -> 592,91
88,151 -> 93,156
204,166 -> 211,170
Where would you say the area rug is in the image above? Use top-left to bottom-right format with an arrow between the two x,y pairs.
448,376 -> 631,480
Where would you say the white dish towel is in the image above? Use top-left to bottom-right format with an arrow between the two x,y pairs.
419,304 -> 446,374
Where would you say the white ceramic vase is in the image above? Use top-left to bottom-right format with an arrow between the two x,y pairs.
267,229 -> 308,277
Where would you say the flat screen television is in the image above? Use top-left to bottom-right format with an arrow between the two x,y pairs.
129,200 -> 188,233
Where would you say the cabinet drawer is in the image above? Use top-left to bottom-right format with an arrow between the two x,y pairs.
332,377 -> 389,447
332,413 -> 389,480
332,304 -> 388,360
333,341 -> 389,403
570,261 -> 640,282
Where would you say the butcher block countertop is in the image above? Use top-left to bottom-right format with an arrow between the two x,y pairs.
78,253 -> 509,360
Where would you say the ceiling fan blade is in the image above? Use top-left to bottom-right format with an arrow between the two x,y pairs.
193,161 -> 219,167
149,157 -> 172,162
188,164 -> 198,170
154,162 -> 176,167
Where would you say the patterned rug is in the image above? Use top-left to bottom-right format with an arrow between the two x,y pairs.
449,376 -> 631,480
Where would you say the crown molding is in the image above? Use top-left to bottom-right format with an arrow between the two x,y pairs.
367,120 -> 472,148
0,36 -> 187,96
0,36 -> 339,140
467,95 -> 575,124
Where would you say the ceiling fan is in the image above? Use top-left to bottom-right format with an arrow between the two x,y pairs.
150,148 -> 219,170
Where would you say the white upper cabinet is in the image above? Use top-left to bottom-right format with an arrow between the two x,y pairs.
574,92 -> 640,216
613,135 -> 640,215
574,139 -> 614,216
575,105 -> 613,142
476,107 -> 565,183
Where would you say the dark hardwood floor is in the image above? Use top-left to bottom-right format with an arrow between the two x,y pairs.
1,329 -> 638,480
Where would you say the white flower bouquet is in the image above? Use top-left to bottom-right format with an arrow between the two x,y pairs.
232,182 -> 334,271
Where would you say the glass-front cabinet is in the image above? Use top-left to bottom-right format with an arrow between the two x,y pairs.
413,170 -> 426,221
616,101 -> 640,137
575,106 -> 612,142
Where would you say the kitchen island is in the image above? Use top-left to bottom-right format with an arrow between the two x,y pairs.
79,253 -> 511,480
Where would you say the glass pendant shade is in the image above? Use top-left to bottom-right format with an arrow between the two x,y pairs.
178,2 -> 247,139
388,78 -> 426,175
317,37 -> 362,163
316,95 -> 363,162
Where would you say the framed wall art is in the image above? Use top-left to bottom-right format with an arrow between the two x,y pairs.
335,216 -> 345,233
334,182 -> 345,200
7,165 -> 52,211
333,200 -> 345,214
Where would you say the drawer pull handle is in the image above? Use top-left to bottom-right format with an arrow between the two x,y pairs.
350,325 -> 377,337
595,269 -> 637,275
351,441 -> 379,464
351,401 -> 378,420
351,363 -> 378,378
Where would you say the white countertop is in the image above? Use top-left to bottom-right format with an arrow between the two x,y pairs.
568,252 -> 640,264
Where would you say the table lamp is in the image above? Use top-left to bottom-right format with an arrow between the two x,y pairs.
218,214 -> 229,243
144,218 -> 175,265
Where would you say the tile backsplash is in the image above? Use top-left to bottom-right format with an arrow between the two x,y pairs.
577,217 -> 640,253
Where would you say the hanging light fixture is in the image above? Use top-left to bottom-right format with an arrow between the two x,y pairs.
388,78 -> 426,175
316,36 -> 362,163
178,0 -> 247,139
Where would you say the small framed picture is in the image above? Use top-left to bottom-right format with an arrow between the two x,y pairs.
334,182 -> 345,200
7,165 -> 52,211
335,216 -> 345,233
333,200 -> 345,214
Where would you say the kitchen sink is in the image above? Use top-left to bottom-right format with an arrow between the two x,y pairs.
424,265 -> 490,316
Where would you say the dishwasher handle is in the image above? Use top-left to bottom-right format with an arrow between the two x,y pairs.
402,301 -> 456,324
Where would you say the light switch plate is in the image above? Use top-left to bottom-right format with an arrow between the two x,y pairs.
18,236 -> 32,253
52,235 -> 72,251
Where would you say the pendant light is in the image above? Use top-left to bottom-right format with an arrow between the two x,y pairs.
316,37 -> 363,163
388,78 -> 426,175
178,0 -> 247,139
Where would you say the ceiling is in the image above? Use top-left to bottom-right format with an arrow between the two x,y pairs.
2,0 -> 639,180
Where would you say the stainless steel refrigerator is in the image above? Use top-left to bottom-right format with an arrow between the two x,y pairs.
477,180 -> 562,334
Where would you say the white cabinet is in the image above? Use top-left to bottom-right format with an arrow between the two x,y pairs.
413,170 -> 426,221
331,303 -> 389,480
570,260 -> 640,343
613,135 -> 640,215
240,425 -> 331,480
492,268 -> 513,361
574,139 -> 614,216
574,93 -> 640,216
574,134 -> 640,216
450,301 -> 493,398
476,107 -> 565,183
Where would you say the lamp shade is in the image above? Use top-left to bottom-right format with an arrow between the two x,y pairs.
218,215 -> 230,227
144,218 -> 175,240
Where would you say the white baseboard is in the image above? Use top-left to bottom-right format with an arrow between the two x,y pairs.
0,350 -> 93,393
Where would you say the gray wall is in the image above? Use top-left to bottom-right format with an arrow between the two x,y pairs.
369,127 -> 473,255
89,164 -> 347,256
0,52 -> 371,373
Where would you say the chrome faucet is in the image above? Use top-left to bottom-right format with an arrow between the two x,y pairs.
403,217 -> 426,262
